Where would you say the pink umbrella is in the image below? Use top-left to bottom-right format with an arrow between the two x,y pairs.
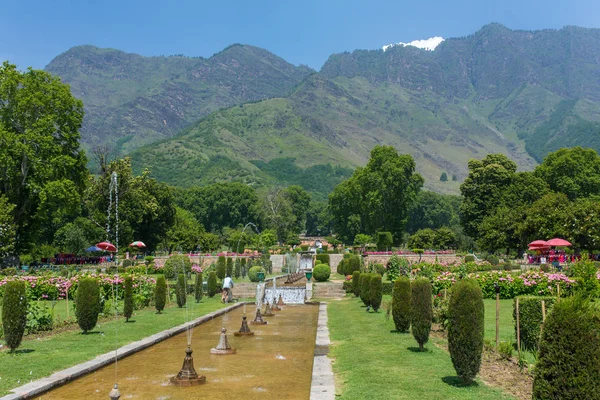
96,242 -> 117,252
128,241 -> 146,248
546,238 -> 572,247
528,240 -> 549,247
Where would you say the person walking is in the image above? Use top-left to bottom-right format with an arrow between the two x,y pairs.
222,274 -> 234,303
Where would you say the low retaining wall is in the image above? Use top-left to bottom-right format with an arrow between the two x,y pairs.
2,303 -> 244,400
310,302 -> 335,400
363,254 -> 463,265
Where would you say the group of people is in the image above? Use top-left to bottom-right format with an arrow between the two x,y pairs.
526,250 -> 578,265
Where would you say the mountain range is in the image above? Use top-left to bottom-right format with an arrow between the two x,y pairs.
44,23 -> 600,196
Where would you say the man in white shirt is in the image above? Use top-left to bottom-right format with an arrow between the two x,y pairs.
222,275 -> 234,303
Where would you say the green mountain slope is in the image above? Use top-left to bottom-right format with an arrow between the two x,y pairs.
45,44 -> 313,155
49,24 -> 600,196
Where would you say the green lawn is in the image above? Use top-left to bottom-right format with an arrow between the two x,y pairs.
328,296 -> 514,400
0,295 -> 229,396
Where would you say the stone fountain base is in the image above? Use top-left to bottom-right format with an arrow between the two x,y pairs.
170,346 -> 206,386
251,308 -> 267,325
210,327 -> 237,355
234,315 -> 254,336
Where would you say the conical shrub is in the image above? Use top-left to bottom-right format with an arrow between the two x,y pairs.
392,276 -> 411,332
370,274 -> 383,312
411,278 -> 432,351
360,273 -> 371,307
448,279 -> 484,383
352,271 -> 361,297
75,277 -> 101,334
155,275 -> 166,313
176,274 -> 186,308
234,259 -> 241,278
216,256 -> 226,280
1,281 -> 27,351
533,296 -> 600,399
226,257 -> 233,277
194,272 -> 203,303
123,275 -> 133,322
207,271 -> 219,297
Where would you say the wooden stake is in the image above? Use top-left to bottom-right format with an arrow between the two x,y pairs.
541,300 -> 546,338
556,283 -> 560,301
516,297 -> 521,360
444,288 -> 447,300
496,292 -> 500,350
66,289 -> 69,320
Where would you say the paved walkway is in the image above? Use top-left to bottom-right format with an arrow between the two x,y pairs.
310,302 -> 335,400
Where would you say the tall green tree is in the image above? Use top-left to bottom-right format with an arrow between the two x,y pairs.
329,146 -> 423,243
174,182 -> 259,232
406,191 -> 460,234
164,206 -> 205,252
535,147 -> 600,200
284,185 -> 311,234
459,154 -> 517,238
260,187 -> 296,243
85,158 -> 176,252
0,195 -> 16,259
305,201 -> 331,236
0,62 -> 88,253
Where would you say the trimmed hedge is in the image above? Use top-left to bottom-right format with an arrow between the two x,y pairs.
411,278 -> 432,351
207,271 -> 219,297
176,274 -> 186,308
464,254 -> 475,262
240,258 -> 247,277
123,275 -> 133,322
1,281 -> 27,351
194,272 -> 203,303
313,264 -> 331,282
155,275 -> 166,313
75,278 -> 101,334
392,277 -> 411,332
216,256 -> 226,280
448,279 -> 484,383
533,296 -> 600,399
316,254 -> 330,266
513,296 -> 556,351
377,231 -> 393,251
382,282 -> 392,296
370,274 -> 383,312
352,271 -> 361,296
234,259 -> 241,278
342,281 -> 353,293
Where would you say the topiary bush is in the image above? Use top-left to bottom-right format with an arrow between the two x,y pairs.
448,279 -> 484,384
347,255 -> 362,276
207,271 -> 219,297
226,257 -> 233,277
513,296 -> 556,351
313,264 -> 331,282
123,275 -> 133,322
411,278 -> 432,351
316,254 -> 330,266
75,278 -> 101,334
175,274 -> 186,308
360,273 -> 371,307
392,276 -> 411,332
370,274 -> 383,312
162,255 -> 192,279
194,272 -> 203,303
1,281 -> 27,351
248,266 -> 266,282
216,256 -> 226,280
464,254 -> 475,262
352,271 -> 361,297
155,275 -> 166,313
377,231 -> 393,251
240,258 -> 247,277
533,296 -> 600,399
485,254 -> 499,266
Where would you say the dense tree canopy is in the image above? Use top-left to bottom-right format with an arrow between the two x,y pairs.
406,191 -> 460,234
329,146 -> 423,243
175,182 -> 259,233
0,62 -> 88,253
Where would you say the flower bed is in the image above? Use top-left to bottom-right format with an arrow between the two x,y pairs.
432,270 -> 575,299
0,273 -> 156,301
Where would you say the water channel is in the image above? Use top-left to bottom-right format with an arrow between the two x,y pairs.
35,305 -> 319,400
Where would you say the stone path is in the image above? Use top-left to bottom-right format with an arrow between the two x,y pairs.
310,303 -> 335,400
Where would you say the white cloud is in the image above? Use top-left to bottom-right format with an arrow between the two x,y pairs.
382,36 -> 445,52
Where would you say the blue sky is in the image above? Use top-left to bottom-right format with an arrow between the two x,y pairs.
1,0 -> 599,71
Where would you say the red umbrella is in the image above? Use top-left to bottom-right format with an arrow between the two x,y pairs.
546,238 -> 572,247
129,241 -> 146,248
96,242 -> 117,252
528,240 -> 549,247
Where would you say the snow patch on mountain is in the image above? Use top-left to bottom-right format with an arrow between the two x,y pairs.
382,37 -> 445,52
